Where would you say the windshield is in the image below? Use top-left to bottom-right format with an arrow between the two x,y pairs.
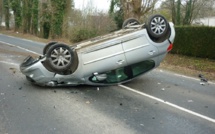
90,60 -> 155,84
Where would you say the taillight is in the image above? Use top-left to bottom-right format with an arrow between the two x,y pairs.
167,43 -> 173,52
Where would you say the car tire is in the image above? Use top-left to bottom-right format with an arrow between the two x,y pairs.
43,41 -> 58,55
45,43 -> 74,73
122,18 -> 140,28
146,14 -> 170,40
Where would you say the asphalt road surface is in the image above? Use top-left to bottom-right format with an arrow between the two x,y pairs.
0,34 -> 215,134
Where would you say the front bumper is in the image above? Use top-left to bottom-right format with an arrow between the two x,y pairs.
20,56 -> 55,86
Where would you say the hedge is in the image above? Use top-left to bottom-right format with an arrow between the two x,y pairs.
171,26 -> 215,60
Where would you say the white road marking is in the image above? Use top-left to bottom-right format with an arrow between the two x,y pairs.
0,61 -> 19,66
0,33 -> 35,42
119,84 -> 215,124
0,41 -> 40,55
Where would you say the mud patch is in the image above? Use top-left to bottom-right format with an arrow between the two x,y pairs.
9,68 -> 16,74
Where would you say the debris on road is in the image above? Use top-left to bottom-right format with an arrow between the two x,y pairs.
120,103 -> 123,106
161,88 -> 165,91
198,74 -> 209,86
19,86 -> 22,90
200,82 -> 205,86
97,87 -> 99,91
201,78 -> 208,82
188,100 -> 193,103
198,74 -> 208,82
140,124 -> 144,126
86,101 -> 90,104
9,67 -> 16,74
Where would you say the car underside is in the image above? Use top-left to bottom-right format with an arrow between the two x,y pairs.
20,14 -> 175,86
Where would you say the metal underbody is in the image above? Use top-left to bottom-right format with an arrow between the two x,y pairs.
20,22 -> 175,87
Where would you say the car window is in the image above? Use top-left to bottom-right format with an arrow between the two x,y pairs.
89,60 -> 155,84
131,60 -> 155,77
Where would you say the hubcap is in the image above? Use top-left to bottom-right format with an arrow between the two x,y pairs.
50,47 -> 71,68
150,17 -> 166,35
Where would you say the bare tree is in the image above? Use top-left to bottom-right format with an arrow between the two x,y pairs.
122,0 -> 158,19
69,5 -> 116,42
160,0 -> 215,25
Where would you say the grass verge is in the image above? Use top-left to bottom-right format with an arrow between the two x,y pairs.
160,54 -> 215,82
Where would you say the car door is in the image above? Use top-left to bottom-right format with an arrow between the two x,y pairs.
81,42 -> 127,77
121,34 -> 158,65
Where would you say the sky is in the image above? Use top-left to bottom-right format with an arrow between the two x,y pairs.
74,0 -> 110,12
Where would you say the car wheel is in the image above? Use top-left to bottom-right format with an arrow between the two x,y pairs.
146,14 -> 169,39
45,43 -> 74,73
43,41 -> 57,55
122,18 -> 140,28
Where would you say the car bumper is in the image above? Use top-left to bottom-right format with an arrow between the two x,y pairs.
20,56 -> 55,86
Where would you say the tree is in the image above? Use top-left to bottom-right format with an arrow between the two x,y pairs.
39,1 -> 51,38
22,0 -> 33,33
123,0 -> 158,19
3,0 -> 10,30
10,0 -> 22,31
49,0 -> 67,39
109,0 -> 124,29
0,0 -> 3,27
62,0 -> 74,38
160,0 -> 215,25
38,0 -> 73,39
109,0 -> 158,29
31,0 -> 39,35
176,0 -> 181,25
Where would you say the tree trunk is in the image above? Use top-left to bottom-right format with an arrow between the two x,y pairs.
3,0 -> 10,30
176,0 -> 181,25
0,0 -> 3,29
31,0 -> 39,35
11,0 -> 22,31
22,0 -> 33,33
183,0 -> 192,25
170,0 -> 176,24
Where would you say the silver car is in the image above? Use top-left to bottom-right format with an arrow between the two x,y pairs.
20,14 -> 175,86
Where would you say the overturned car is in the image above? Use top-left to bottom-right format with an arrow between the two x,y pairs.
20,14 -> 175,86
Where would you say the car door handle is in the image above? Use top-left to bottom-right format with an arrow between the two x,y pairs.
148,50 -> 156,55
116,60 -> 125,65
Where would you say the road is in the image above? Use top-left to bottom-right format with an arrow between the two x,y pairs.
0,34 -> 215,134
